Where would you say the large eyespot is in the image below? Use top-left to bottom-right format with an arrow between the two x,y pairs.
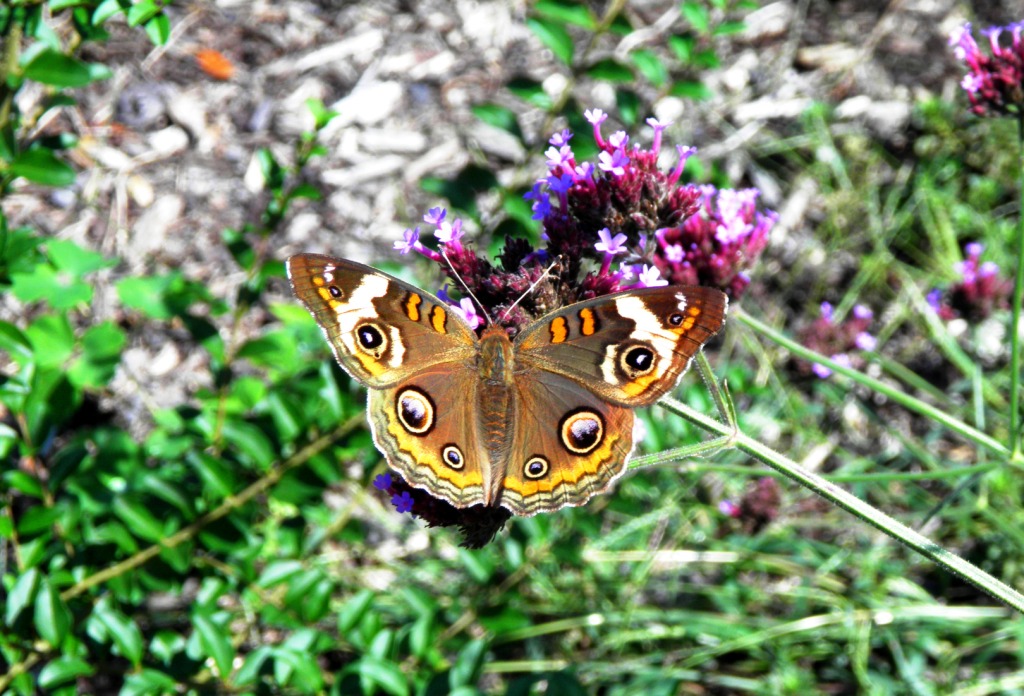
396,387 -> 434,435
442,445 -> 464,470
524,456 -> 549,479
619,344 -> 656,379
355,321 -> 387,356
559,409 -> 604,455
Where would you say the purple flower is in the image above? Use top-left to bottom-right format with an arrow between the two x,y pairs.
951,21 -> 1024,117
595,228 -> 628,256
550,129 -> 573,147
608,131 -> 629,149
435,218 -> 464,245
852,304 -> 873,320
798,301 -> 876,379
391,491 -> 415,514
646,117 -> 671,153
584,108 -> 607,125
855,332 -> 877,351
598,149 -> 630,176
424,207 -> 446,226
373,473 -> 393,491
634,264 -> 668,288
545,145 -> 573,168
930,242 -> 1012,321
393,227 -> 421,255
811,362 -> 833,379
452,297 -> 484,330
547,172 -> 575,194
820,301 -> 834,321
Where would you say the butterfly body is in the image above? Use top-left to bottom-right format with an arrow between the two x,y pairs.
287,253 -> 727,516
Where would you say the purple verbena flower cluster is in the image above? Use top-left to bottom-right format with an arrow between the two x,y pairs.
799,302 -> 877,379
718,477 -> 781,535
950,22 -> 1024,117
395,109 -> 776,340
927,242 -> 1011,321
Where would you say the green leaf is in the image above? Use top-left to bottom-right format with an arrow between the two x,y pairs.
23,48 -> 111,87
339,589 -> 375,635
220,419 -> 274,469
25,314 -> 74,368
150,630 -> 186,665
234,646 -> 273,686
46,239 -> 113,275
449,639 -> 487,689
669,80 -> 714,100
34,578 -> 72,647
526,17 -> 574,65
38,656 -> 94,689
6,567 -> 40,625
8,148 -> 75,186
471,104 -> 524,141
668,35 -> 694,63
306,98 -> 339,130
585,58 -> 633,82
356,655 -> 409,696
112,497 -> 168,542
193,613 -> 234,678
506,78 -> 552,110
125,0 -> 160,26
713,20 -> 747,36
630,49 -> 668,87
257,560 -> 305,588
11,262 -> 92,309
681,1 -> 710,33
144,13 -> 171,45
0,320 -> 33,363
92,0 -> 126,24
121,669 -> 178,696
68,320 -> 127,389
533,0 -> 596,29
616,88 -> 640,126
116,274 -> 175,319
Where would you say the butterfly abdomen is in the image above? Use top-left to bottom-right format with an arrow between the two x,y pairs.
477,329 -> 518,505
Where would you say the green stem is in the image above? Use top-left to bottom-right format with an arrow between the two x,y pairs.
734,308 -> 1012,460
658,394 -> 1024,614
1010,114 -> 1024,458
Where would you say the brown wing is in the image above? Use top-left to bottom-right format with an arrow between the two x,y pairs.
495,370 -> 635,517
368,367 -> 494,509
287,254 -> 478,388
515,285 -> 727,407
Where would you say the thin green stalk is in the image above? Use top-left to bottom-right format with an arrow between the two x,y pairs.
735,308 -> 1012,461
1010,113 -> 1024,458
657,394 -> 1024,614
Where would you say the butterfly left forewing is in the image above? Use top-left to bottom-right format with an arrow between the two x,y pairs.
287,254 -> 478,388
516,285 -> 727,407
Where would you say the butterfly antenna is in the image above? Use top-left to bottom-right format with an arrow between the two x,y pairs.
500,262 -> 557,323
440,249 -> 494,326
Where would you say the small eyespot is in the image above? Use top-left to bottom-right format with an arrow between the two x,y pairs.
620,345 -> 656,378
560,410 -> 604,455
669,313 -> 683,326
356,323 -> 386,351
329,285 -> 343,299
396,387 -> 434,435
442,445 -> 464,470
524,456 -> 549,479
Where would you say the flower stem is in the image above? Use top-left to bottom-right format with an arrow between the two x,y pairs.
1010,114 -> 1024,458
658,394 -> 1024,614
735,308 -> 1010,459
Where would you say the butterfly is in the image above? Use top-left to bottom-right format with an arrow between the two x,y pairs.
287,253 -> 727,517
